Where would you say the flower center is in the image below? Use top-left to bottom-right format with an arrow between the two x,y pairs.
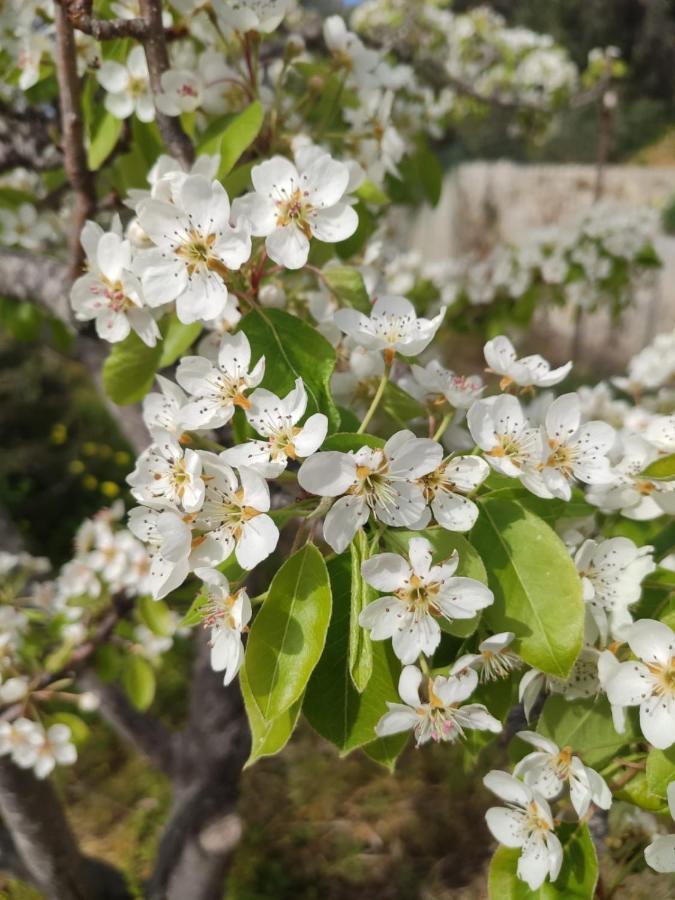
545,439 -> 576,478
276,187 -> 313,237
177,229 -> 216,273
647,657 -> 675,696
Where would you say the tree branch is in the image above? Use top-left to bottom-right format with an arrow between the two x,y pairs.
65,0 -> 148,40
54,1 -> 96,279
138,0 -> 194,169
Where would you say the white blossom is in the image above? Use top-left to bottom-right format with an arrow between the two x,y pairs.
298,430 -> 443,553
221,378 -> 327,477
514,731 -> 611,818
127,431 -> 205,513
483,770 -> 563,891
233,153 -> 357,269
454,632 -> 523,682
575,537 -> 655,643
97,45 -> 154,122
334,295 -> 443,358
376,663 -> 501,745
645,781 -> 675,873
409,360 -> 484,409
196,568 -> 251,685
359,536 -> 494,663
484,335 -> 572,390
417,455 -> 489,532
175,332 -> 265,430
135,174 -> 251,324
71,218 -> 159,346
603,619 -> 675,749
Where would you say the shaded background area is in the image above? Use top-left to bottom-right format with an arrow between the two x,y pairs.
3,1 -> 675,897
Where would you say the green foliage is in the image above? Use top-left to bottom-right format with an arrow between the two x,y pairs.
87,111 -> 123,171
122,655 -> 156,711
137,596 -> 174,637
102,331 -> 163,405
158,315 -> 202,367
349,530 -> 375,693
237,308 -> 340,430
643,453 -> 675,480
303,553 -> 406,757
646,746 -> 675,799
472,498 -> 584,678
216,101 -> 264,178
245,544 -> 332,721
488,823 -> 598,899
240,664 -> 303,766
321,266 -> 371,313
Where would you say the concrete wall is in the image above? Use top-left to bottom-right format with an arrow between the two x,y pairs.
411,162 -> 675,371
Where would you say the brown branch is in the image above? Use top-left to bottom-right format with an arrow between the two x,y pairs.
54,2 -> 96,279
138,0 -> 194,169
65,0 -> 148,40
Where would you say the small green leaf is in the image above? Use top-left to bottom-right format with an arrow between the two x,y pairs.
217,101 -> 264,178
321,266 -> 371,313
488,823 -> 598,899
159,314 -> 202,367
615,770 -> 669,813
355,180 -> 390,206
238,308 -> 340,431
137,596 -> 173,637
94,644 -> 121,682
179,590 -> 209,628
245,544 -> 332,721
381,382 -> 427,429
646,746 -> 675,799
122,656 -> 156,711
102,331 -> 163,405
223,160 -> 255,198
48,713 -> 90,745
87,111 -> 123,170
362,733 -> 408,771
472,499 -> 584,679
349,531 -> 374,693
240,664 -> 303,766
643,454 -> 675,481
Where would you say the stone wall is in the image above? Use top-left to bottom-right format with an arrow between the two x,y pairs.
411,162 -> 675,372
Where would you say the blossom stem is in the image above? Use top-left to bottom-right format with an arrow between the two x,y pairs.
432,410 -> 454,442
357,366 -> 389,434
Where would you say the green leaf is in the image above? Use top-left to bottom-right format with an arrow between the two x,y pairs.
322,432 -> 384,451
537,695 -> 636,769
87,111 -> 123,170
94,644 -> 121,682
646,746 -> 675,799
102,331 -> 163,405
159,314 -> 202,367
222,160 -> 254,198
417,144 -> 444,207
472,499 -> 584,679
362,733 -> 408,771
321,266 -> 371,314
48,712 -> 90,745
137,596 -> 173,637
349,531 -> 374,692
237,308 -> 340,430
303,553 -> 403,753
245,544 -> 331,721
488,823 -> 598,900
122,656 -> 156,711
385,528 -> 488,638
643,453 -> 675,481
615,770 -> 669,813
240,663 -> 303,766
217,101 -> 264,178
355,180 -> 390,206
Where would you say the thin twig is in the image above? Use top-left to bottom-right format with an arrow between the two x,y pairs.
138,0 -> 194,169
54,2 -> 96,278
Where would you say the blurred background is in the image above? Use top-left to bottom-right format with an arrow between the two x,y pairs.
3,1 -> 675,897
